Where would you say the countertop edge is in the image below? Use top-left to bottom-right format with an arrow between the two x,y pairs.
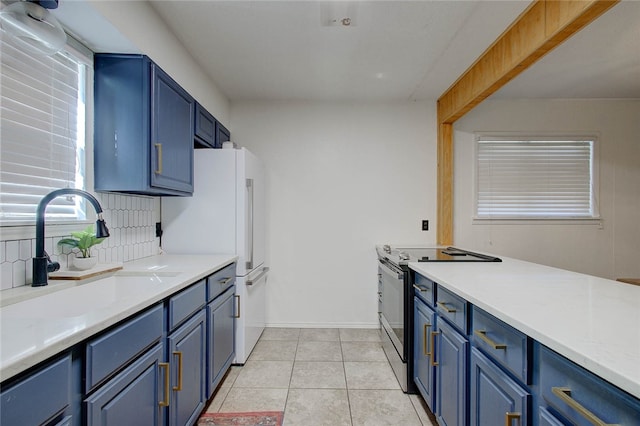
408,259 -> 640,400
0,254 -> 238,383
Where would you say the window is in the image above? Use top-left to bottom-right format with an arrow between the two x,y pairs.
474,134 -> 599,220
0,31 -> 92,226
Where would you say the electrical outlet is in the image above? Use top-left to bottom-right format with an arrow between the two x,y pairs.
155,222 -> 163,238
422,220 -> 429,231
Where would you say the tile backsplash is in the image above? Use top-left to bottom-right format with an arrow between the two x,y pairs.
0,193 -> 160,290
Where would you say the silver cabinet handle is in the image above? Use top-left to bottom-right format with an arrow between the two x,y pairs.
247,266 -> 270,286
245,178 -> 254,270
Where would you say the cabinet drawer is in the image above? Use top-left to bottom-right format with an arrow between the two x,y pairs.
435,285 -> 468,333
413,273 -> 435,306
86,304 -> 163,391
471,306 -> 529,384
169,279 -> 206,330
1,353 -> 71,426
207,263 -> 236,302
539,343 -> 640,425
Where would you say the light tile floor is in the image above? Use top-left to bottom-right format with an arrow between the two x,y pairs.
204,328 -> 437,426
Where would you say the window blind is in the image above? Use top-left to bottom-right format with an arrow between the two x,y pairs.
0,31 -> 87,224
476,138 -> 596,219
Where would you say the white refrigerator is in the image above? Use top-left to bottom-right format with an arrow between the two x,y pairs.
161,147 -> 268,364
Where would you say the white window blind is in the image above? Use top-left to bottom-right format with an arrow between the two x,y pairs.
0,31 -> 89,224
475,136 -> 598,219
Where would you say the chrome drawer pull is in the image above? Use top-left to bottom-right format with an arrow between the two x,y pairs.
474,330 -> 507,350
218,277 -> 233,285
551,387 -> 619,426
505,412 -> 521,426
413,284 -> 428,292
437,301 -> 456,313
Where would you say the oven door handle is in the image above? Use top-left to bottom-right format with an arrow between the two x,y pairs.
379,259 -> 404,280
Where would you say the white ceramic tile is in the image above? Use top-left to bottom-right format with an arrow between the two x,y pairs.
249,340 -> 298,361
0,241 -> 6,262
299,328 -> 340,341
12,261 -> 26,287
340,328 -> 381,342
233,360 -> 293,388
260,328 -> 300,341
1,262 -> 13,290
5,241 -> 18,262
341,341 -> 386,362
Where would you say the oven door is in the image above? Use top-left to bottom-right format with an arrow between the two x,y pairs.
378,258 -> 405,360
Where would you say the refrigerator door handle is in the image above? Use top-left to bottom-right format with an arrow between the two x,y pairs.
246,267 -> 270,286
246,178 -> 254,270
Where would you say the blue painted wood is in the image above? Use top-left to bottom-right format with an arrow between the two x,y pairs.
207,286 -> 236,397
538,407 -> 567,426
94,54 -> 194,196
206,263 -> 236,302
167,310 -> 207,426
150,64 -> 194,193
85,304 -> 164,392
538,343 -> 640,426
194,102 -> 216,148
414,273 -> 435,307
168,279 -> 206,331
471,306 -> 530,384
435,317 -> 468,426
0,354 -> 71,426
215,121 -> 231,149
85,342 -> 165,426
414,296 -> 436,411
470,347 -> 529,426
435,285 -> 468,334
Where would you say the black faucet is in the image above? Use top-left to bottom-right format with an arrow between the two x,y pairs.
33,188 -> 110,286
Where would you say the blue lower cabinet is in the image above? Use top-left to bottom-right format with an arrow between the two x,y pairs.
538,343 -> 640,426
470,347 -> 529,426
85,343 -> 165,426
538,407 -> 567,426
413,296 -> 436,411
168,310 -> 207,426
435,318 -> 468,426
207,286 -> 236,397
1,353 -> 72,426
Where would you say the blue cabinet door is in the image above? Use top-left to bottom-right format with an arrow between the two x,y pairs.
207,286 -> 236,398
85,343 -> 165,426
167,310 -> 206,426
435,318 -> 468,426
413,296 -> 436,411
150,64 -> 194,193
470,347 -> 529,426
94,54 -> 194,196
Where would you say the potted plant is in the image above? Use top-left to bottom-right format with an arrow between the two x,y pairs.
57,225 -> 106,270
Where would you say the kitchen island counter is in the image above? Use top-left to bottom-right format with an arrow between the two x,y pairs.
409,256 -> 640,399
0,254 -> 237,382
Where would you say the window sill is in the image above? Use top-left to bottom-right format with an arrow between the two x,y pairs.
472,217 -> 603,226
0,221 -> 93,242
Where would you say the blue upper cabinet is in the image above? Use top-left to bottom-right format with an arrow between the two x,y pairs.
194,102 -> 216,148
94,54 -> 194,196
215,120 -> 230,148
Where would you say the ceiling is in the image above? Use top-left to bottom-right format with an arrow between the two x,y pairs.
54,0 -> 640,102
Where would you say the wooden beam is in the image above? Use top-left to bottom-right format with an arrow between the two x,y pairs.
435,0 -> 619,246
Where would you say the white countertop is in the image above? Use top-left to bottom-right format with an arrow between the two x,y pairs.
0,254 -> 237,382
409,257 -> 640,399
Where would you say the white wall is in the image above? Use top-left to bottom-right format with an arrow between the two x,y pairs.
89,1 -> 230,124
453,99 -> 640,280
230,101 -> 437,327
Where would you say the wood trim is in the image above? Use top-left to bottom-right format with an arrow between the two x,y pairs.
435,0 -> 619,245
